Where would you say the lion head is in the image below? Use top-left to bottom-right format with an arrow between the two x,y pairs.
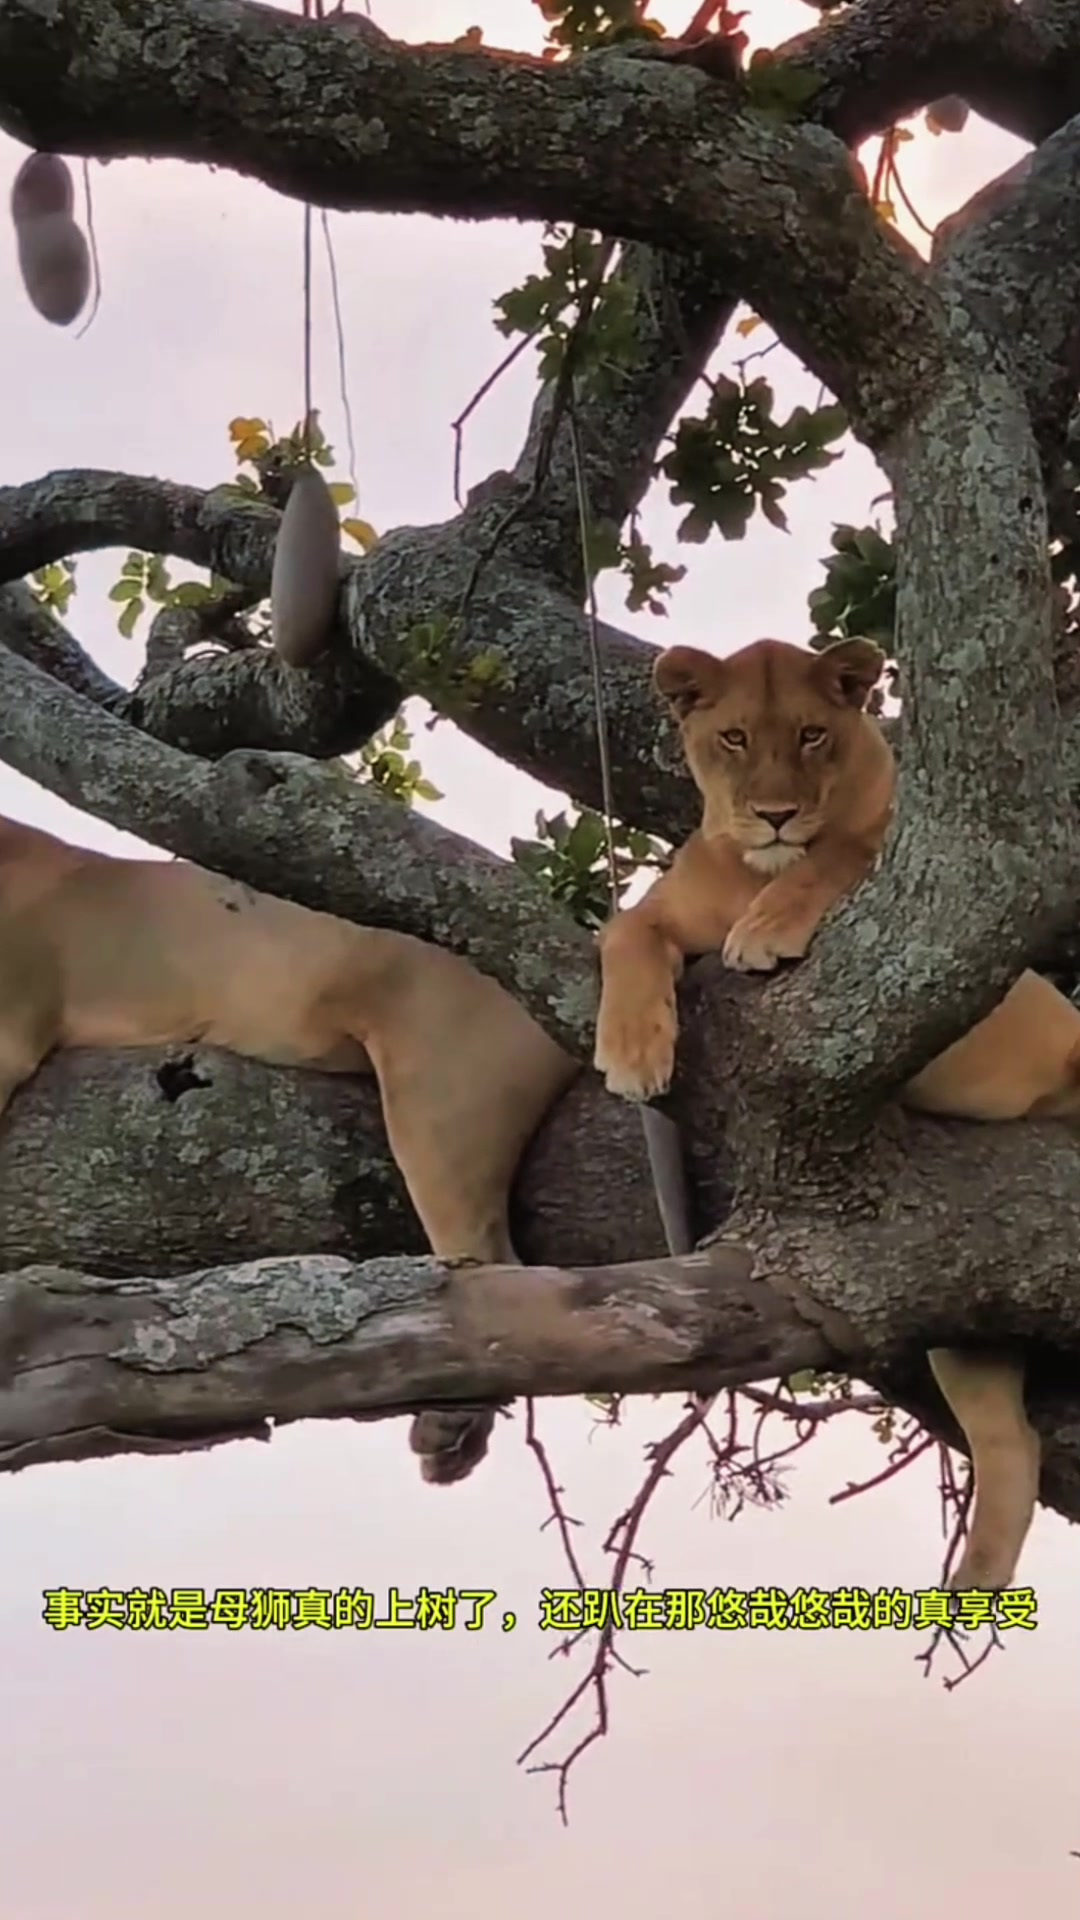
654,636 -> 894,873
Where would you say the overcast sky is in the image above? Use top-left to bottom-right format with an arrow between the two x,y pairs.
1,3 -> 1076,1916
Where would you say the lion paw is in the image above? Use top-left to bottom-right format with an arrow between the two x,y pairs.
722,914 -> 809,974
594,998 -> 677,1102
409,1406 -> 498,1486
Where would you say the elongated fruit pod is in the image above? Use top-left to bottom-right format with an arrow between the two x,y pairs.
270,463 -> 342,668
11,151 -> 75,223
15,210 -> 90,326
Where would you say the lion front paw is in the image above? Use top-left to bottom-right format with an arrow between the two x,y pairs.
722,912 -> 810,974
594,995 -> 678,1102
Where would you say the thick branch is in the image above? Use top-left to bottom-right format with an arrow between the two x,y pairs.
0,1047 -> 668,1276
0,645 -> 599,1057
0,1245 -> 831,1473
0,480 -> 402,756
0,580 -> 123,707
0,477 -> 698,841
933,116 -> 1080,481
4,1030 -> 1080,1541
732,135 -> 1080,1153
0,0 -> 949,448
779,0 -> 1080,148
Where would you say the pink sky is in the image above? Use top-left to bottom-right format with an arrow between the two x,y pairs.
0,3 -> 1075,1915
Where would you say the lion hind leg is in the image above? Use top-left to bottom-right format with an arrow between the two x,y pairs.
928,1347 -> 1040,1592
350,950 -> 576,1488
903,970 -> 1080,1123
386,1093 -> 521,1490
0,937 -> 62,1126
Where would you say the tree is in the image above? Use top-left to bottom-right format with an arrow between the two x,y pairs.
2,0 -> 1080,1760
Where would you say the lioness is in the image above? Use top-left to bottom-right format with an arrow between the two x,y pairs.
0,812 -> 577,1484
595,635 -> 1080,1593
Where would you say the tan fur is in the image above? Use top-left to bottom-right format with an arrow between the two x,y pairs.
596,636 -> 1080,1591
0,814 -> 578,1485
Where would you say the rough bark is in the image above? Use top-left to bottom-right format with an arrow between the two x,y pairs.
2,1038 -> 1080,1543
0,644 -> 601,1058
0,1243 -> 829,1473
0,481 -> 699,843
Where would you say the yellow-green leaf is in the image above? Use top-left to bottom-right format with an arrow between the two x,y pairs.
342,517 -> 378,551
117,597 -> 142,638
228,417 -> 267,442
328,482 -> 355,506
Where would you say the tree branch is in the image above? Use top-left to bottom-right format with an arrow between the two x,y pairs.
0,480 -> 403,755
0,578 -> 124,707
0,476 -> 699,840
0,643 -> 599,1057
5,1028 -> 1080,1544
0,1244 -> 833,1474
0,1047 -> 669,1277
932,116 -> 1080,481
730,132 -> 1080,1154
779,0 -> 1080,148
0,0 -> 950,447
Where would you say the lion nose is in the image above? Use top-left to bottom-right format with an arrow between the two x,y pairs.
753,806 -> 798,833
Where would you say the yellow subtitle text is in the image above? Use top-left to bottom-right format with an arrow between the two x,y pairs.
40,1583 -> 1037,1632
537,1584 -> 1037,1632
41,1586 -> 513,1631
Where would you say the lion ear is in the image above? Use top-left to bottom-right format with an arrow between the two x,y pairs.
653,645 -> 724,718
813,637 -> 885,710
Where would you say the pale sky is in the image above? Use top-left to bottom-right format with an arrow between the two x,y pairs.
1,3 -> 1076,1916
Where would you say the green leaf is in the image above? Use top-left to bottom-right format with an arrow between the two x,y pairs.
853,527 -> 895,570
785,1370 -> 820,1395
712,490 -> 755,541
117,597 -> 143,639
108,580 -> 143,603
565,811 -> 606,869
145,556 -> 172,602
169,582 -> 215,608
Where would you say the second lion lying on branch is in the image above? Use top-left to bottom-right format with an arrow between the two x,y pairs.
596,633 -> 1080,1593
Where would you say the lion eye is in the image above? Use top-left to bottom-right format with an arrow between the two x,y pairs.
719,728 -> 747,750
800,725 -> 827,748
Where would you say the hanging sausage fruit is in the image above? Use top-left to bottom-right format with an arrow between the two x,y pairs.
270,450 -> 342,669
11,152 -> 90,327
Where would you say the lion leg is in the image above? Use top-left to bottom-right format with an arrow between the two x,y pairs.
379,1078 -> 532,1489
0,934 -> 61,1127
927,1347 -> 1040,1592
347,946 -> 576,1487
378,1067 -> 532,1488
594,906 -> 685,1103
902,969 -> 1080,1123
901,973 -> 1080,1594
